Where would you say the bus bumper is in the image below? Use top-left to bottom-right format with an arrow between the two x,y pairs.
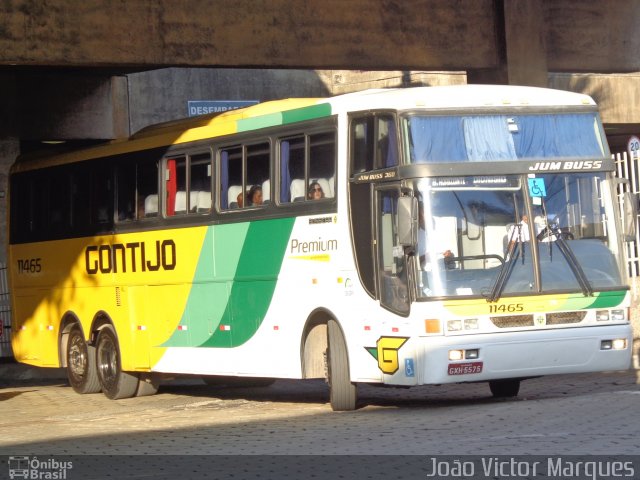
404,324 -> 633,385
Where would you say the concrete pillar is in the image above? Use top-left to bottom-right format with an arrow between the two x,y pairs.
0,73 -> 17,138
17,74 -> 130,140
0,73 -> 18,264
0,138 -> 19,263
503,0 -> 548,87
468,0 -> 548,86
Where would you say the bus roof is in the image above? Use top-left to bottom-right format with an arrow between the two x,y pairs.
326,84 -> 596,112
12,85 -> 597,173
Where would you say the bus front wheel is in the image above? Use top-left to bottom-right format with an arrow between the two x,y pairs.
96,325 -> 139,400
66,325 -> 101,394
327,319 -> 357,411
489,379 -> 520,398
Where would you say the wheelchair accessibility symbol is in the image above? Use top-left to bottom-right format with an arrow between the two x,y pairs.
528,178 -> 547,197
405,358 -> 415,377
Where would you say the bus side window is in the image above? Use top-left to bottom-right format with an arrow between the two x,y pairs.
280,131 -> 335,203
116,161 -> 136,222
220,146 -> 242,210
71,167 -> 91,229
246,142 -> 269,207
377,115 -> 398,168
351,117 -> 374,173
31,173 -> 48,238
9,174 -> 31,242
165,157 -> 186,216
139,158 -> 159,218
280,136 -> 305,204
350,114 -> 397,174
48,168 -> 72,234
190,152 -> 212,214
308,131 -> 336,200
91,162 -> 113,226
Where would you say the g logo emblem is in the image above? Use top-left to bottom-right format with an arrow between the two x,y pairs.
365,337 -> 409,374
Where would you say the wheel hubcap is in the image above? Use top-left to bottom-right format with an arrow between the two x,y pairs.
68,336 -> 86,378
98,335 -> 118,387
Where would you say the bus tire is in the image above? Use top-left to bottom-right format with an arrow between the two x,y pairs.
96,325 -> 139,400
136,375 -> 160,397
66,325 -> 101,394
327,319 -> 357,411
489,379 -> 520,398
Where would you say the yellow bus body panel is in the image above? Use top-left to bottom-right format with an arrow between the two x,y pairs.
10,227 -> 208,369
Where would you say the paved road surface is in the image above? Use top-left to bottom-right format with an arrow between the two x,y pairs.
0,363 -> 638,479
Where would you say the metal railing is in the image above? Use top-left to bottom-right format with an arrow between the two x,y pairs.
614,151 -> 640,279
0,263 -> 12,357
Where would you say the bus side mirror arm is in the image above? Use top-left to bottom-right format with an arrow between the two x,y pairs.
398,196 -> 418,248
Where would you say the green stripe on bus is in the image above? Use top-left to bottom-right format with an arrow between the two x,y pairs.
237,112 -> 283,132
559,290 -> 627,311
282,103 -> 331,124
162,218 -> 295,348
586,290 -> 627,309
161,223 -> 248,348
199,217 -> 296,347
236,103 -> 331,133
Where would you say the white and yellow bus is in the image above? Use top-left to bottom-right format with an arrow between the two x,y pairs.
9,85 -> 636,410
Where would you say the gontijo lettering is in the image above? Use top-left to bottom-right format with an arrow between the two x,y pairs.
85,240 -> 176,274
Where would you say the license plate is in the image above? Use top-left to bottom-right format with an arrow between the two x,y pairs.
447,362 -> 483,375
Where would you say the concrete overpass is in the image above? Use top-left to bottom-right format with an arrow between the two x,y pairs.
2,0 -> 640,141
0,0 -> 639,260
3,1 -> 640,74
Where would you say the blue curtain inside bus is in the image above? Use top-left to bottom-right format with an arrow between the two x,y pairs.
407,114 -> 604,163
463,116 -> 517,161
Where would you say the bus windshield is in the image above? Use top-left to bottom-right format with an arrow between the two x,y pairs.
404,113 -> 605,163
414,173 -> 624,299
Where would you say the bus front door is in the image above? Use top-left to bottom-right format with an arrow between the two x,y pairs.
376,188 -> 410,315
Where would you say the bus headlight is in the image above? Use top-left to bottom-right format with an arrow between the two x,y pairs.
597,309 -> 626,322
447,320 -> 462,332
448,349 -> 464,361
611,310 -> 626,321
601,339 -> 627,350
612,338 -> 627,350
465,349 -> 480,359
464,318 -> 478,330
448,349 -> 480,360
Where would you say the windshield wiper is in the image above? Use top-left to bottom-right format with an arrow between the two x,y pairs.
486,225 -> 523,303
546,223 -> 593,297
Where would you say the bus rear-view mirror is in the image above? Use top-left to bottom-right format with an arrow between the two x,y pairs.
621,191 -> 638,241
398,196 -> 418,247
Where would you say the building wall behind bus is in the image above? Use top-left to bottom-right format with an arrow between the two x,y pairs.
126,69 -> 466,134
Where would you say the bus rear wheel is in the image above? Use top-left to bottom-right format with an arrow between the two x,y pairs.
327,319 -> 357,411
96,325 -> 139,399
66,325 -> 101,394
489,379 -> 520,398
